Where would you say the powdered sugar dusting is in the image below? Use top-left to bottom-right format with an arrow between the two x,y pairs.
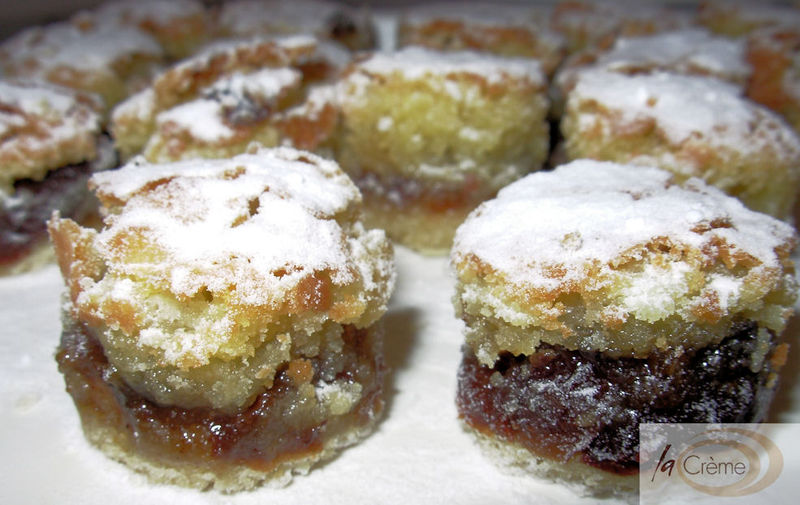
1,22 -> 162,75
90,148 -> 364,303
207,67 -> 301,104
0,81 -> 94,137
155,99 -> 234,141
353,47 -> 545,87
0,80 -> 101,184
599,29 -> 750,83
570,70 -> 774,150
154,67 -> 302,141
453,160 -> 796,296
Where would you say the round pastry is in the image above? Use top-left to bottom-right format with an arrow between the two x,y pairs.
336,46 -> 550,254
451,159 -> 797,496
551,28 -> 751,119
746,25 -> 800,134
698,0 -> 800,38
550,0 -> 693,55
0,80 -> 114,275
561,70 -> 800,219
397,2 -> 565,76
111,35 -> 346,161
216,0 -> 376,51
0,19 -> 165,113
48,146 -> 395,491
72,0 -> 210,60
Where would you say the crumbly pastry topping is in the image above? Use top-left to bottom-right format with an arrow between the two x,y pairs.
111,34 -> 343,160
49,146 -> 395,411
152,67 -> 302,143
0,20 -> 163,78
550,0 -> 694,54
594,29 -> 750,83
70,0 -> 209,59
562,69 -> 800,218
553,28 -> 751,109
0,80 -> 103,191
150,35 -> 317,110
399,2 -> 564,50
698,0 -> 800,35
568,70 -> 800,156
452,160 -> 797,361
345,46 -> 546,89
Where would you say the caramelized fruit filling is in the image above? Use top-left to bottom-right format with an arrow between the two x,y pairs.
56,315 -> 384,474
457,321 -> 781,475
0,161 -> 96,266
355,172 -> 485,214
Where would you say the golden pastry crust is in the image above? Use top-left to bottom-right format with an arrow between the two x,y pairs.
551,28 -> 751,119
0,80 -> 104,191
0,81 -> 114,276
111,35 -> 346,160
336,47 -> 549,253
561,70 -> 800,219
49,146 -> 395,412
397,2 -> 566,76
57,311 -> 386,492
551,0 -> 693,55
698,0 -> 800,38
0,20 -> 164,112
451,160 -> 797,363
73,0 -> 211,60
746,25 -> 800,134
462,423 -> 638,498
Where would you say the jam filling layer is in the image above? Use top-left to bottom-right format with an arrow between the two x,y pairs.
457,321 -> 780,475
1,161 -> 97,267
56,316 -> 384,474
355,172 -> 485,214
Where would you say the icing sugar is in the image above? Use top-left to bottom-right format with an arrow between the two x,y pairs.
452,160 -> 796,293
569,70 -> 795,152
90,148 -> 365,303
204,68 -> 301,104
0,81 -> 81,125
598,29 -> 750,81
154,67 -> 303,141
351,46 -> 545,86
0,80 -> 101,180
0,21 -> 162,75
284,84 -> 337,118
162,34 -> 316,86
111,87 -> 155,124
155,99 -> 234,141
